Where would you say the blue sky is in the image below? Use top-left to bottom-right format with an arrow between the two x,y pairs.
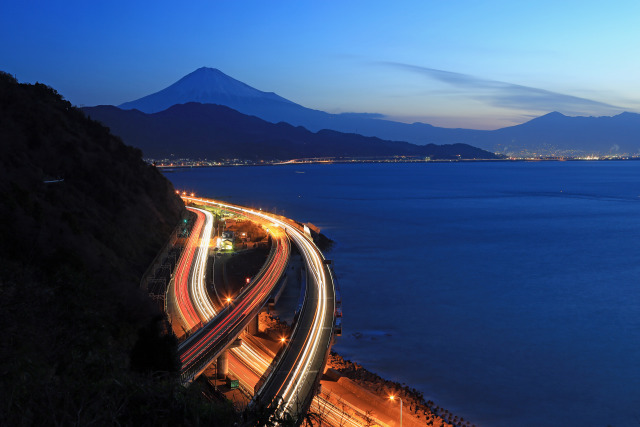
2,1 -> 639,129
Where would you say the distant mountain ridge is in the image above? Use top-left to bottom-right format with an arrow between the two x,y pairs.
487,111 -> 640,155
116,67 -> 640,155
85,102 -> 499,160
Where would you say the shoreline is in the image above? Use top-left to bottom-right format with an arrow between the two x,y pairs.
262,311 -> 473,426
194,204 -> 473,425
326,350 -> 475,427
154,156 -> 640,170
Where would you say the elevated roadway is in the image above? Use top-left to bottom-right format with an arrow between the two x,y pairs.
171,207 -> 206,331
183,197 -> 336,423
177,202 -> 290,384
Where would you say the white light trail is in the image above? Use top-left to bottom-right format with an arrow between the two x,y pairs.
183,197 -> 333,420
190,207 -> 217,322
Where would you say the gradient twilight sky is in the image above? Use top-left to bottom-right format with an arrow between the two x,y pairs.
2,1 -> 640,129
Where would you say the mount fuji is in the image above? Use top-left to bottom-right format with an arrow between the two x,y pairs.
120,67 -> 296,113
113,67 -> 640,156
118,67 -> 427,141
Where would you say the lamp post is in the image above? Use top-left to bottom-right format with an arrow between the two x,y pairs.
389,395 -> 402,427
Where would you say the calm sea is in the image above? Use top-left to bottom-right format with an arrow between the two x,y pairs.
167,161 -> 640,427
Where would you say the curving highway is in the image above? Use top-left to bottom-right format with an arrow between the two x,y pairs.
189,207 -> 216,322
255,215 -> 336,421
178,210 -> 290,384
172,207 -> 206,331
182,197 -> 336,422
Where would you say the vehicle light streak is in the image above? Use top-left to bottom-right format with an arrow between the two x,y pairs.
171,198 -> 344,424
174,207 -> 205,330
177,205 -> 290,377
189,207 -> 216,322
275,228 -> 329,418
182,197 -> 335,421
179,241 -> 287,368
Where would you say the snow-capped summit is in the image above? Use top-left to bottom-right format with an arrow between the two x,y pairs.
118,67 -> 295,114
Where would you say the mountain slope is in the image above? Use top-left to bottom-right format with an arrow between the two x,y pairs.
0,72 -> 236,424
85,102 -> 500,160
488,112 -> 640,154
119,67 -> 297,113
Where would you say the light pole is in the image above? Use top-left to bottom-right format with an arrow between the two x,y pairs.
389,395 -> 402,427
214,362 -> 217,391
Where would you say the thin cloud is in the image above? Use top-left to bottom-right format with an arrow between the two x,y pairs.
382,62 -> 625,116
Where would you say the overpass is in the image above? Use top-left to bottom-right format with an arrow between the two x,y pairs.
174,204 -> 290,385
180,197 -> 337,423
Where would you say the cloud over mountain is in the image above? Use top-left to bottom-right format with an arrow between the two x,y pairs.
383,62 -> 625,116
111,67 -> 640,156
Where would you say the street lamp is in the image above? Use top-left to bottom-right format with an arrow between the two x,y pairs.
389,395 -> 402,427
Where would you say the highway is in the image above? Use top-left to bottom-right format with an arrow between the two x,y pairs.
181,207 -> 283,399
255,217 -> 336,421
178,209 -> 290,384
189,207 -> 216,323
182,197 -> 336,423
170,198 -> 394,426
172,207 -> 206,331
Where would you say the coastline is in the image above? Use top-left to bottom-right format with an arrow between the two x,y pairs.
155,156 -> 640,171
325,351 -> 474,427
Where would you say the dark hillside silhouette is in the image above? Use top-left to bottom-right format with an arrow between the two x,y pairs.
114,67 -> 640,155
85,102 -> 500,160
0,72 -> 236,424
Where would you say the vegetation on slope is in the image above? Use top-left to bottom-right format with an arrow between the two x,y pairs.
0,72 -> 237,424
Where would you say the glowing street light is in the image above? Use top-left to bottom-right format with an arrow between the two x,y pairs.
389,395 -> 403,427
